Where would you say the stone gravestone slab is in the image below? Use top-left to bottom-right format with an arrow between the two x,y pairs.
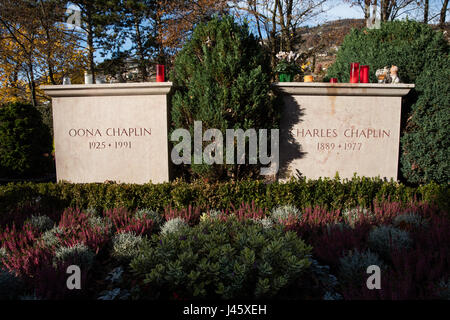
275,83 -> 414,181
42,83 -> 172,184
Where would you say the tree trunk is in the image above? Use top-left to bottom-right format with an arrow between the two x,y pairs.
381,0 -> 389,21
364,0 -> 371,20
11,67 -> 19,99
276,0 -> 287,51
373,0 -> 378,22
270,0 -> 279,75
86,8 -> 96,84
440,0 -> 449,28
44,29 -> 56,85
134,15 -> 148,82
423,0 -> 429,23
285,0 -> 294,51
27,59 -> 37,107
47,62 -> 57,85
155,10 -> 164,64
252,1 -> 263,41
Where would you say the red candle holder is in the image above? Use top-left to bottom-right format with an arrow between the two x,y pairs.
330,78 -> 338,83
350,62 -> 360,83
156,64 -> 165,82
360,65 -> 369,83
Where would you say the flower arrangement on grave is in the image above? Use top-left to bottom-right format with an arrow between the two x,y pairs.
301,60 -> 314,82
274,51 -> 302,82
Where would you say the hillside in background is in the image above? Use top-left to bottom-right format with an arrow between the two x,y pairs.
294,19 -> 449,81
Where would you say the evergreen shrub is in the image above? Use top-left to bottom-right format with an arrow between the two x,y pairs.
170,16 -> 279,180
130,216 -> 311,299
326,21 -> 449,184
0,102 -> 52,178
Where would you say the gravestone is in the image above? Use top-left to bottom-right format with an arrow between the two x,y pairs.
42,82 -> 172,184
275,83 -> 414,180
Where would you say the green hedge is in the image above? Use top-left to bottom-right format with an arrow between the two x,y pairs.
0,178 -> 448,216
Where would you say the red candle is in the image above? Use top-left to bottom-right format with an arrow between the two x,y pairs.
156,64 -> 165,82
330,78 -> 338,83
360,65 -> 369,83
350,62 -> 359,83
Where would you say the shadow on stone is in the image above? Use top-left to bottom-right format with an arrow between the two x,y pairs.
278,93 -> 306,179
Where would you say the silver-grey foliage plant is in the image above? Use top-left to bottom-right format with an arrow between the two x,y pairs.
368,225 -> 413,257
342,207 -> 374,226
27,215 -> 54,232
271,204 -> 301,222
393,213 -> 428,228
41,226 -> 63,248
111,232 -> 145,262
338,249 -> 385,286
160,217 -> 188,236
252,217 -> 273,229
54,243 -> 95,269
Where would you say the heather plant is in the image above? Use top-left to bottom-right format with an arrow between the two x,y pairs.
26,215 -> 54,233
130,216 -> 312,299
367,225 -> 413,258
311,222 -> 373,269
0,222 -> 53,278
58,209 -> 110,252
271,204 -> 302,222
104,208 -> 153,236
111,232 -> 146,262
298,206 -> 342,230
164,205 -> 202,225
53,243 -> 95,269
160,217 -> 189,236
135,208 -> 163,226
0,223 -> 39,253
326,222 -> 351,234
344,216 -> 450,300
229,202 -> 268,221
338,249 -> 386,287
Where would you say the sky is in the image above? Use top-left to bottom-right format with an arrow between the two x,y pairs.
312,1 -> 364,24
63,1 -> 446,63
95,2 -> 366,62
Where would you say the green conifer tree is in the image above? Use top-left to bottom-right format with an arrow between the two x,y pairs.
170,16 -> 279,181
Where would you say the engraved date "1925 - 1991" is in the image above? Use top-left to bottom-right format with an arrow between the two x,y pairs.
89,141 -> 132,150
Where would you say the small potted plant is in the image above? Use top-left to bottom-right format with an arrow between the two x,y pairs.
275,51 -> 301,82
